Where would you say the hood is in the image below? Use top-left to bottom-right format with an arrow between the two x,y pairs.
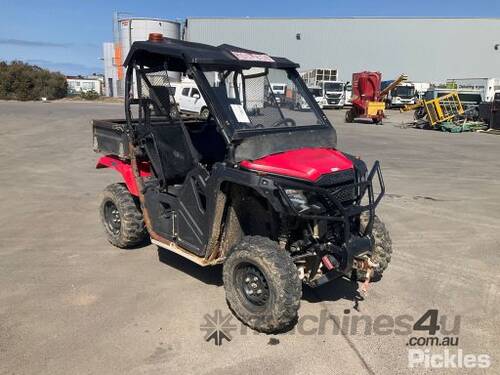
240,147 -> 353,182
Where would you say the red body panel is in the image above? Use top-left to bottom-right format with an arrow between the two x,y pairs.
240,148 -> 353,182
351,71 -> 382,117
96,156 -> 151,196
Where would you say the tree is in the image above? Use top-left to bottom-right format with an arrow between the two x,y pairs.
0,61 -> 68,101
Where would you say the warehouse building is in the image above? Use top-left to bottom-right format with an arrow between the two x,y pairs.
104,16 -> 500,96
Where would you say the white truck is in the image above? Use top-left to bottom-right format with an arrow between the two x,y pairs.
446,78 -> 500,102
308,86 -> 323,103
345,82 -> 352,105
413,82 -> 431,99
270,82 -> 287,106
300,69 -> 347,109
381,81 -> 417,108
270,83 -> 287,96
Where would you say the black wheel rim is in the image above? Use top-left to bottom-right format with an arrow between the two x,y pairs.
103,200 -> 121,236
234,263 -> 270,308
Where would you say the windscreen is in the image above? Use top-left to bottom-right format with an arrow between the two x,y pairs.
324,82 -> 344,92
201,67 -> 325,132
394,86 -> 415,98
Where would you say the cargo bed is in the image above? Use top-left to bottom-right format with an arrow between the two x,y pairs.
92,119 -> 130,159
92,115 -> 219,160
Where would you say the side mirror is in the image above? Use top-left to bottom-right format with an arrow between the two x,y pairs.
192,93 -> 200,99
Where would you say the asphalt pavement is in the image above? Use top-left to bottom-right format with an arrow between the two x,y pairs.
0,101 -> 499,374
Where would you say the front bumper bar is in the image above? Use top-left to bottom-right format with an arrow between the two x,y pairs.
277,161 -> 385,245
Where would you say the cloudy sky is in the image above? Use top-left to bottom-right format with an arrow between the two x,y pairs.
1,0 -> 499,75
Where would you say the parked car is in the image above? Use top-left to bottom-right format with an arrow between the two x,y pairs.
171,81 -> 210,119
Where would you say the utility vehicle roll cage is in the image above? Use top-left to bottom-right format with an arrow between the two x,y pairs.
123,37 -> 337,162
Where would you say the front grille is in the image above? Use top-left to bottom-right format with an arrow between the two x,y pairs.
317,169 -> 355,186
316,169 -> 357,208
330,186 -> 357,203
327,94 -> 341,99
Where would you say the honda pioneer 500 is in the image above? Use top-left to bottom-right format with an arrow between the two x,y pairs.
93,34 -> 392,333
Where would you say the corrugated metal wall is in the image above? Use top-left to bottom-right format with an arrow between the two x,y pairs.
185,18 -> 500,82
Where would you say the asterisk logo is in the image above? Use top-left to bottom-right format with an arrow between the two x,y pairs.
200,310 -> 238,346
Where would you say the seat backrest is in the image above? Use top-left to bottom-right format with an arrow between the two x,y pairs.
151,123 -> 195,185
150,85 -> 173,116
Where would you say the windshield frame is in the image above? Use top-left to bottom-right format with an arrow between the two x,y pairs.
324,82 -> 344,92
191,65 -> 333,141
393,85 -> 415,98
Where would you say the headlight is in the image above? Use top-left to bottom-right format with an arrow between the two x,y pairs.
284,189 -> 308,212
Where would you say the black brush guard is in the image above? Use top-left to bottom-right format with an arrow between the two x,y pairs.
277,162 -> 385,283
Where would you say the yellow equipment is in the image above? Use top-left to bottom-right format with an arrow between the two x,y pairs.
367,101 -> 386,117
401,92 -> 465,127
379,74 -> 408,100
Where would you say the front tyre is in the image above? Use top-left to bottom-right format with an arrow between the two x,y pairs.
357,214 -> 392,281
200,107 -> 210,120
223,236 -> 301,333
100,183 -> 148,248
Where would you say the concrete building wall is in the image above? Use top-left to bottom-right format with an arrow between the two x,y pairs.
185,18 -> 500,83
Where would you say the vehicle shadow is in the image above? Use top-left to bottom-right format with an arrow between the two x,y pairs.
302,277 -> 364,309
156,247 -> 223,287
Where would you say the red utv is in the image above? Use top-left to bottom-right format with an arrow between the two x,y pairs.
93,35 -> 392,332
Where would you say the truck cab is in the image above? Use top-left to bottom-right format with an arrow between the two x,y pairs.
382,81 -> 416,108
319,81 -> 346,109
308,86 -> 323,103
270,82 -> 287,105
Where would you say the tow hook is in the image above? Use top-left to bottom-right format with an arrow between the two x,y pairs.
354,256 -> 379,296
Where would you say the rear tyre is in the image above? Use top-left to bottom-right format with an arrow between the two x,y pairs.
100,183 -> 148,248
223,236 -> 301,333
345,108 -> 355,123
356,214 -> 392,281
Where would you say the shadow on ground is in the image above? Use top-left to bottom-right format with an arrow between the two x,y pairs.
157,247 -> 223,286
157,246 -> 364,306
303,278 -> 364,310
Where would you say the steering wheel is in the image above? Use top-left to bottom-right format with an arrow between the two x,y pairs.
271,117 -> 296,128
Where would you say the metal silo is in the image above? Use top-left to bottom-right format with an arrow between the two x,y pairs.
114,16 -> 181,96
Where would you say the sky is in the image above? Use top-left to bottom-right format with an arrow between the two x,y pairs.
1,0 -> 500,75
